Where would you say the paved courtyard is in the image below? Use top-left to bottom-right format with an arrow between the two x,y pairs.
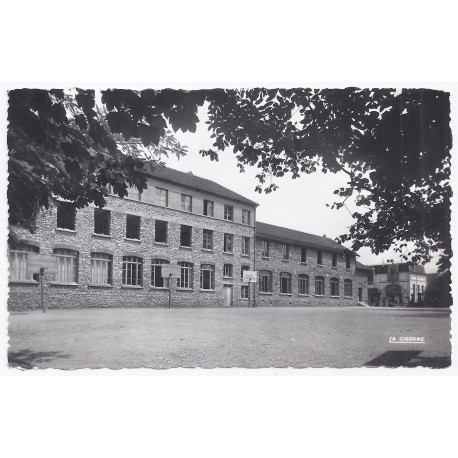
8,307 -> 451,369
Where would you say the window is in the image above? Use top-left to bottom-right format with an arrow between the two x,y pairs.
224,205 -> 233,221
122,256 -> 143,286
202,229 -> 213,250
181,194 -> 192,212
151,259 -> 170,288
177,262 -> 193,289
282,244 -> 289,260
317,250 -> 323,266
242,209 -> 250,224
126,186 -> 141,201
332,253 -> 337,268
56,202 -> 76,230
261,240 -> 270,258
9,245 -> 39,281
259,270 -> 272,293
126,214 -> 141,240
280,272 -> 292,294
155,220 -> 168,243
301,248 -> 307,263
344,279 -> 353,297
90,253 -> 112,285
200,264 -> 215,290
315,276 -> 325,296
223,264 -> 233,278
180,225 -> 192,247
224,233 -> 233,253
241,285 -> 249,299
241,265 -> 250,280
242,236 -> 250,256
54,248 -> 78,283
94,208 -> 110,236
330,277 -> 340,297
203,200 -> 214,217
156,187 -> 168,207
298,274 -> 309,295
345,254 -> 351,269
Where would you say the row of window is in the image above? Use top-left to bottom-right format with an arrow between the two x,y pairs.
57,205 -> 251,254
258,271 -> 354,297
261,240 -> 352,268
107,188 -> 252,224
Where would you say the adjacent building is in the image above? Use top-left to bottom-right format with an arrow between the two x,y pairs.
8,165 -> 371,310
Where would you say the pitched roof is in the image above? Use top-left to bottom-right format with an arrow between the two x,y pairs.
356,261 -> 373,271
255,221 -> 347,252
146,164 -> 258,207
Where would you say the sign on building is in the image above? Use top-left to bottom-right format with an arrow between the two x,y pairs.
243,270 -> 258,283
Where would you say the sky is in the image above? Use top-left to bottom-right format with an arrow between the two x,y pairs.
163,106 -> 441,273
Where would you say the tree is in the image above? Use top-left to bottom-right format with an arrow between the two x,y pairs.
8,88 -> 452,273
424,271 -> 452,307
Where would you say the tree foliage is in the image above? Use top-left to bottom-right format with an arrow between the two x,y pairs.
8,87 -> 452,272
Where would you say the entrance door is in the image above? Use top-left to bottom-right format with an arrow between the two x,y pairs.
223,285 -> 233,307
358,287 -> 363,302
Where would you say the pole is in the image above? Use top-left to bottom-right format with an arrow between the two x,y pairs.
168,273 -> 172,309
40,268 -> 47,313
248,282 -> 251,308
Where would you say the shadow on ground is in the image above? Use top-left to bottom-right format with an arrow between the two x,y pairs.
365,351 -> 451,368
8,349 -> 70,369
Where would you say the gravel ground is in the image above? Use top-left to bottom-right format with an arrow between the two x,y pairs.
7,307 -> 451,369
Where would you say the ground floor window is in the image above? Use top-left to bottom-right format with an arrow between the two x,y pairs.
54,248 -> 78,283
330,277 -> 340,297
241,285 -> 249,299
122,256 -> 143,286
315,276 -> 325,296
298,274 -> 309,295
200,264 -> 215,290
177,262 -> 193,289
280,272 -> 292,294
9,245 -> 39,281
151,259 -> 170,287
344,279 -> 353,297
91,252 -> 112,285
259,270 -> 272,293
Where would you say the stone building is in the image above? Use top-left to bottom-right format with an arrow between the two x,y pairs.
8,165 -> 371,310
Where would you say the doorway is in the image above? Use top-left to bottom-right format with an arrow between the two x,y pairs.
223,285 -> 233,307
358,287 -> 363,302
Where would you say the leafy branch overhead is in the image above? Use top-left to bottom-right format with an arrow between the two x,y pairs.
8,87 -> 452,271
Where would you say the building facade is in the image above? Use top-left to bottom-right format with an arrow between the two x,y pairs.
8,166 -> 370,310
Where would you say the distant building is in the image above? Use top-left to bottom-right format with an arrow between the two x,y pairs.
369,263 -> 427,306
8,165 -> 371,310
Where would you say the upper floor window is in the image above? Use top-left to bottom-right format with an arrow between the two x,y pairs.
203,200 -> 214,217
317,250 -> 323,266
9,244 -> 39,281
223,233 -> 233,253
181,194 -> 192,212
345,254 -> 351,269
242,209 -> 250,225
298,274 -> 309,295
332,253 -> 338,268
54,248 -> 78,283
223,263 -> 233,278
344,279 -> 353,297
151,258 -> 170,288
180,225 -> 192,247
56,202 -> 76,231
177,262 -> 193,289
241,265 -> 250,280
301,248 -> 307,263
224,205 -> 233,221
280,272 -> 292,294
156,187 -> 168,207
258,270 -> 272,293
330,277 -> 340,297
91,252 -> 112,285
94,208 -> 110,236
242,236 -> 250,256
261,240 -> 270,258
315,276 -> 325,296
155,220 -> 168,244
126,214 -> 141,240
127,186 -> 141,201
282,244 -> 289,260
200,264 -> 215,290
122,256 -> 143,286
202,229 -> 213,250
